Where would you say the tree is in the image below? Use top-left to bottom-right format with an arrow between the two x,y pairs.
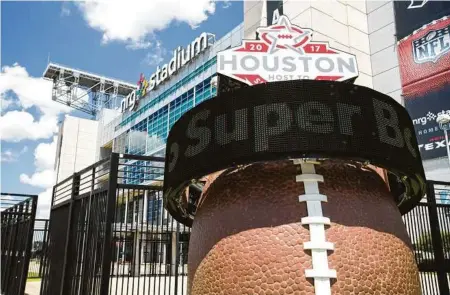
416,231 -> 450,253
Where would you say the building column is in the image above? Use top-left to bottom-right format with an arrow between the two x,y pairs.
131,231 -> 140,276
171,231 -> 177,275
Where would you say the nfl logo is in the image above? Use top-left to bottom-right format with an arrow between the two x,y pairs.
412,25 -> 450,64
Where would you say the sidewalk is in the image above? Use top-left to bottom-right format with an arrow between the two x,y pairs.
25,281 -> 41,295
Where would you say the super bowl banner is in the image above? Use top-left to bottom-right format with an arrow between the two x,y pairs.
396,15 -> 450,160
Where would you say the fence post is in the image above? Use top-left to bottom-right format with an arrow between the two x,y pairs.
40,187 -> 56,295
79,166 -> 97,294
2,205 -> 16,293
39,220 -> 49,277
7,204 -> 22,295
59,173 -> 80,295
100,153 -> 119,295
174,222 -> 180,294
426,181 -> 450,295
20,196 -> 38,295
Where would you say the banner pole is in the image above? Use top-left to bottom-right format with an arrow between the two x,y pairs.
444,129 -> 450,168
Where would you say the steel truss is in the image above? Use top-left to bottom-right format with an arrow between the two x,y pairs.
43,63 -> 137,117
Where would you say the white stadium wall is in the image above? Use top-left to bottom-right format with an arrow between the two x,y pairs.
55,115 -> 99,182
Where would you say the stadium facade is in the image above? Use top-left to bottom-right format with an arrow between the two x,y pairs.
50,0 -> 450,266
53,0 -> 450,185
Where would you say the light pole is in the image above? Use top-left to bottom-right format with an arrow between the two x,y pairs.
436,113 -> 450,168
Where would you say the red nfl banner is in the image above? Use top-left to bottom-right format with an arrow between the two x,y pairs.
397,16 -> 450,97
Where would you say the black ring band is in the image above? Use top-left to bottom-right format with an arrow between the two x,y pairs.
163,80 -> 426,226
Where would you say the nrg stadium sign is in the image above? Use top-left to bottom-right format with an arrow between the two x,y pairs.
120,32 -> 214,113
217,14 -> 359,85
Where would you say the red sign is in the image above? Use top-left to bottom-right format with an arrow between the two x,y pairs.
217,15 -> 359,86
397,16 -> 450,97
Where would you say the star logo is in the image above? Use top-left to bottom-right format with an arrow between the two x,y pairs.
256,15 -> 312,54
137,73 -> 149,98
408,0 -> 429,9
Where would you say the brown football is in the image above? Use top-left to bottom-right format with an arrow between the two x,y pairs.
187,160 -> 420,295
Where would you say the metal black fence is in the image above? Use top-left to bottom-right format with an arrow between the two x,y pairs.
28,219 -> 50,278
403,180 -> 450,295
40,152 -> 450,295
40,153 -> 189,295
1,192 -> 38,295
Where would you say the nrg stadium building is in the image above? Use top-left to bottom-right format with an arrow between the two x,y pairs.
44,0 -> 450,270
47,0 -> 450,185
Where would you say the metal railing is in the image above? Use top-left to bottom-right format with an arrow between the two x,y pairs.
403,180 -> 450,295
41,153 -> 189,295
28,219 -> 50,278
40,154 -> 450,295
1,193 -> 38,295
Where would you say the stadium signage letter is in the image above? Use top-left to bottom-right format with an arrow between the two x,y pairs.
148,32 -> 212,91
121,32 -> 213,113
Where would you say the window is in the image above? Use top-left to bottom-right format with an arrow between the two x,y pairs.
117,57 -> 217,130
147,196 -> 162,223
128,118 -> 148,155
118,75 -> 216,186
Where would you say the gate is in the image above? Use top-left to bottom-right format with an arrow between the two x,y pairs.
28,219 -> 50,278
40,153 -> 189,295
403,180 -> 450,295
1,192 -> 38,295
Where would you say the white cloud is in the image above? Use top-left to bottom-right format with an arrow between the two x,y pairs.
143,40 -> 167,66
34,136 -> 57,171
126,39 -> 152,50
61,6 -> 71,17
0,63 -> 75,142
0,63 -> 62,218
76,0 -> 216,45
20,169 -> 55,189
0,146 -> 28,162
19,136 -> 58,219
19,136 -> 58,188
0,150 -> 15,162
61,3 -> 71,17
36,188 -> 52,219
1,95 -> 18,113
0,111 -> 59,142
0,63 -> 70,116
222,1 -> 231,9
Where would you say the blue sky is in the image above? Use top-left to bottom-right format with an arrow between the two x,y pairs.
0,1 -> 243,216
